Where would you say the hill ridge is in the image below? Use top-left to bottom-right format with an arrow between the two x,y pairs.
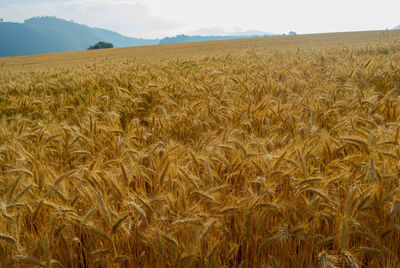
0,16 -> 159,57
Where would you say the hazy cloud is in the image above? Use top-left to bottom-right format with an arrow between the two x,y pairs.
0,0 -> 182,38
63,1 -> 182,38
1,0 -> 400,38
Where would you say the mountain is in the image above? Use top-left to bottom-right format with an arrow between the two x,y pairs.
0,16 -> 159,57
230,30 -> 276,36
188,27 -> 276,37
159,33 -> 279,45
395,25 -> 400,30
0,16 -> 282,57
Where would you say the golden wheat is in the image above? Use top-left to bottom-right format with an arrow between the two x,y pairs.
0,31 -> 400,267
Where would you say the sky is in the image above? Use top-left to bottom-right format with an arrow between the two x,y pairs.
1,0 -> 400,39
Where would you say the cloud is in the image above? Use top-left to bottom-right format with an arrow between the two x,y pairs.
0,0 -> 182,38
63,1 -> 182,38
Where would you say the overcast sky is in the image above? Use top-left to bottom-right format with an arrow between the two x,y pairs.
1,0 -> 399,38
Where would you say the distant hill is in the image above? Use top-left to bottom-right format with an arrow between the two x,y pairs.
0,16 -> 159,57
0,16 -> 284,57
159,33 -> 279,45
395,25 -> 400,30
230,30 -> 277,36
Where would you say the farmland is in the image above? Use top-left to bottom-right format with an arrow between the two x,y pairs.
1,30 -> 400,267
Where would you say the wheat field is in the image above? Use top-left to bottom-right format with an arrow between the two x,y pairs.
1,31 -> 400,267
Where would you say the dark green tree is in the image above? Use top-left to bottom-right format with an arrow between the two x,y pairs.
88,41 -> 113,50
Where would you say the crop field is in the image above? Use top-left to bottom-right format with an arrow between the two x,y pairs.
1,30 -> 400,267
